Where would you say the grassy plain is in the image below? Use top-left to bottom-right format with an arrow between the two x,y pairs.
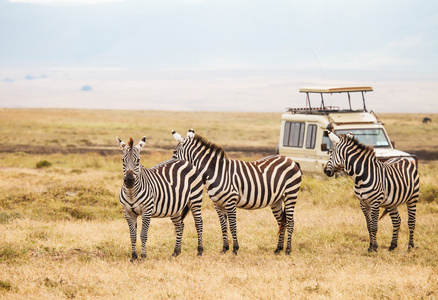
1,108 -> 437,155
0,109 -> 437,299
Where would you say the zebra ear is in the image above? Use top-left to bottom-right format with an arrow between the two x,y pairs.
117,137 -> 127,150
172,130 -> 183,142
328,132 -> 341,145
136,136 -> 146,150
187,129 -> 195,139
346,132 -> 354,139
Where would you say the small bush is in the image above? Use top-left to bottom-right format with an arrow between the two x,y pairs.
0,245 -> 26,263
36,160 -> 52,169
0,211 -> 22,224
0,280 -> 13,291
421,184 -> 438,203
61,206 -> 94,221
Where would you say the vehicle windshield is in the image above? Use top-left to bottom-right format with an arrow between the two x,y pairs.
335,128 -> 391,148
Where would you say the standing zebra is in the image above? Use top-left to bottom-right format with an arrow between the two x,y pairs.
172,129 -> 302,255
324,132 -> 419,252
117,136 -> 204,261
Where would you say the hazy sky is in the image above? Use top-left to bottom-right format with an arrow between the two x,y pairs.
0,0 -> 437,112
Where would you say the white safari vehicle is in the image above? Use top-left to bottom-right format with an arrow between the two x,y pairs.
278,87 -> 417,175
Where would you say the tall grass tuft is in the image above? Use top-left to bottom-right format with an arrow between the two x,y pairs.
1,184 -> 120,222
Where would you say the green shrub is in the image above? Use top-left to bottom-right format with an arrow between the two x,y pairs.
421,184 -> 438,203
0,280 -> 13,291
36,160 -> 52,168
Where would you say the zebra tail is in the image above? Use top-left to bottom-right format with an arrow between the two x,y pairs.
277,212 -> 287,235
181,205 -> 191,221
379,208 -> 389,220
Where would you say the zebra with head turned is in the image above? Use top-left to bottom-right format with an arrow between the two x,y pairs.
324,132 -> 419,252
172,129 -> 302,255
117,136 -> 204,261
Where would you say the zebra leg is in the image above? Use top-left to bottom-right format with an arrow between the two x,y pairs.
214,203 -> 229,254
225,204 -> 239,255
171,215 -> 184,257
407,199 -> 418,251
189,201 -> 204,256
388,208 -> 401,251
368,203 -> 380,252
271,202 -> 285,254
123,208 -> 139,262
284,196 -> 297,255
139,210 -> 152,259
359,201 -> 374,252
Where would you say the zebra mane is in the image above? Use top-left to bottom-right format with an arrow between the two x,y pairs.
128,137 -> 134,148
341,134 -> 376,157
194,134 -> 227,158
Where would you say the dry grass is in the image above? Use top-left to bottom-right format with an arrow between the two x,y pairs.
1,108 -> 436,156
0,109 -> 437,299
0,108 -> 282,150
380,113 -> 438,152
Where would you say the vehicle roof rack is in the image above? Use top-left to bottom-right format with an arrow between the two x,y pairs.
287,106 -> 340,114
295,86 -> 373,112
299,87 -> 373,93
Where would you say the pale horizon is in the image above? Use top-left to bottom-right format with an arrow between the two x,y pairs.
0,0 -> 437,113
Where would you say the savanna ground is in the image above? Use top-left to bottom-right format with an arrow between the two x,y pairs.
0,108 -> 437,299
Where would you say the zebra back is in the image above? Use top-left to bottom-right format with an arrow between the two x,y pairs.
172,131 -> 301,209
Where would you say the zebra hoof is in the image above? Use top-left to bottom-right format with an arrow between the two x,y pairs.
171,250 -> 181,257
274,247 -> 283,254
408,243 -> 414,252
388,243 -> 397,252
130,252 -> 138,262
197,246 -> 203,256
140,253 -> 147,259
285,248 -> 291,255
367,246 -> 378,253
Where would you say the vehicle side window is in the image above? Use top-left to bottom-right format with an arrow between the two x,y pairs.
283,122 -> 305,147
322,131 -> 333,150
305,124 -> 317,149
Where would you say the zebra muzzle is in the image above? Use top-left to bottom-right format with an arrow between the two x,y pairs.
323,165 -> 334,177
124,170 -> 135,188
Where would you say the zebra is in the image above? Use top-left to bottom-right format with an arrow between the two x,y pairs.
117,136 -> 204,261
324,132 -> 419,252
171,129 -> 302,255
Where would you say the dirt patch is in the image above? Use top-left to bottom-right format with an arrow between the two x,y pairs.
0,144 -> 435,160
0,144 -> 275,157
405,150 -> 438,161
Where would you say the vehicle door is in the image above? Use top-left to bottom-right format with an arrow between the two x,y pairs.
281,121 -> 319,173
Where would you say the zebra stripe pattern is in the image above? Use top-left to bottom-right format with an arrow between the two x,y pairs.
172,129 -> 302,255
324,132 -> 419,252
117,136 -> 204,261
